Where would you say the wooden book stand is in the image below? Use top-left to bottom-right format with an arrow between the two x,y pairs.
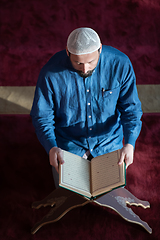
31,187 -> 152,234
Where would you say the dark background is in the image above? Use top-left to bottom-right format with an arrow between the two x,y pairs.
0,0 -> 160,86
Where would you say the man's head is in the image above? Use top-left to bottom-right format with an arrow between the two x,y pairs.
66,27 -> 102,77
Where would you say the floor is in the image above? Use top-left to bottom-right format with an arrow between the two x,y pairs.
0,85 -> 159,114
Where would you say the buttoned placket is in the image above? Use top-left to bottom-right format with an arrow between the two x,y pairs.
84,77 -> 94,154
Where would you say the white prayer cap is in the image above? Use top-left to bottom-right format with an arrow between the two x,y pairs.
67,27 -> 101,55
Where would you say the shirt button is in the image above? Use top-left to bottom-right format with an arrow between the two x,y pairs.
87,89 -> 89,92
88,103 -> 91,105
89,128 -> 92,130
110,91 -> 112,94
91,149 -> 93,152
89,115 -> 91,118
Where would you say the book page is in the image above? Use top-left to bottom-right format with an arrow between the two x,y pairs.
59,150 -> 91,196
91,150 -> 125,196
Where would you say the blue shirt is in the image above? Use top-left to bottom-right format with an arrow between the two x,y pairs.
30,46 -> 142,157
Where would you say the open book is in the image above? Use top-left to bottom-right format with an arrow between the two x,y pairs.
59,149 -> 126,199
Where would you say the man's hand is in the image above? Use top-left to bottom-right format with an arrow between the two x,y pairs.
118,144 -> 134,169
49,147 -> 64,173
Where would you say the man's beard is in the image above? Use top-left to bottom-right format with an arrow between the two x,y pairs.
77,69 -> 95,78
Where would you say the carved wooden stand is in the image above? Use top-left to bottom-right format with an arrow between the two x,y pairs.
31,187 -> 152,234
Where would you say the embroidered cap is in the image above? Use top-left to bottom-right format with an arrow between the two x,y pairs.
67,27 -> 101,55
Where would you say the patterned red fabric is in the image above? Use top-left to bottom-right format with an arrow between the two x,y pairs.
0,0 -> 159,239
0,0 -> 160,86
0,113 -> 159,239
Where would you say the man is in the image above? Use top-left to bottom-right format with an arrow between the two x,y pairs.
31,27 -> 142,188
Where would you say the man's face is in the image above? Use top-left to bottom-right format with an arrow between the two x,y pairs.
67,47 -> 101,78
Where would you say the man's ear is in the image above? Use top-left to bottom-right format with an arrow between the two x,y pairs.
66,47 -> 70,56
99,43 -> 102,53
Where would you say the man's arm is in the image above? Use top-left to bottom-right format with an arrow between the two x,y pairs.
117,60 -> 142,168
30,72 -> 65,171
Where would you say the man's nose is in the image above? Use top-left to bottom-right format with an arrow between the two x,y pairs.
82,64 -> 89,73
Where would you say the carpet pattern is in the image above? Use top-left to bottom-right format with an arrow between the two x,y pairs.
0,0 -> 160,239
0,114 -> 159,240
0,0 -> 160,86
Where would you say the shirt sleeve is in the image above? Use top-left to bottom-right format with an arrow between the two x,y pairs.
30,73 -> 57,154
117,60 -> 143,148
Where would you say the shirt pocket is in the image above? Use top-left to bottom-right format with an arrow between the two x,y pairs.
94,86 -> 120,115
